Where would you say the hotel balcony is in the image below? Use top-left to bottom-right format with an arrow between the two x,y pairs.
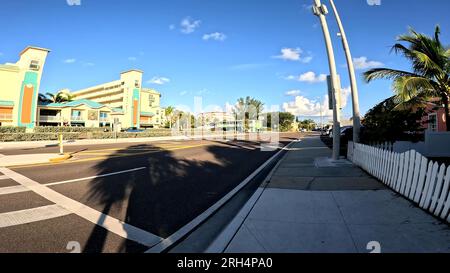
0,113 -> 13,121
39,115 -> 62,122
71,116 -> 84,122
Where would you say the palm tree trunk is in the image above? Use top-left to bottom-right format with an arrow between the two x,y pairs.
443,95 -> 450,132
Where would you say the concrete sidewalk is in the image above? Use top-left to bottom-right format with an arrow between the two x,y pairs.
207,136 -> 450,253
0,153 -> 67,167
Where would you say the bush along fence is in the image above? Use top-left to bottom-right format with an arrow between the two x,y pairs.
352,142 -> 450,223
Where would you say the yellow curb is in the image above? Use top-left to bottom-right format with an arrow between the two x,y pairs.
49,153 -> 72,163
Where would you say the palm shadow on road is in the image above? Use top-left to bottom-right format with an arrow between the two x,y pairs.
82,137 -> 293,253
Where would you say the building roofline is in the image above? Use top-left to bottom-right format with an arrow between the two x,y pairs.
20,46 -> 51,56
120,69 -> 144,75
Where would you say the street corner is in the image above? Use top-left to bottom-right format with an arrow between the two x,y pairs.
49,153 -> 73,163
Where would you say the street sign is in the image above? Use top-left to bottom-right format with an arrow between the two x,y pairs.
327,75 -> 341,110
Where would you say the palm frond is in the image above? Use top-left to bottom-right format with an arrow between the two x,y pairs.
364,68 -> 420,83
391,76 -> 436,103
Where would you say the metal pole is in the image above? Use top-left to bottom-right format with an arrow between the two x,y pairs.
329,0 -> 361,143
313,0 -> 341,160
59,134 -> 64,155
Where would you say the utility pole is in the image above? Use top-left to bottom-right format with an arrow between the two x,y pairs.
329,0 -> 361,143
312,0 -> 341,160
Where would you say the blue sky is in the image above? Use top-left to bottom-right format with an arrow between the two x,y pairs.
1,0 -> 449,120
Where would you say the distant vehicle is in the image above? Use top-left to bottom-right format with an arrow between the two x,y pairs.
123,127 -> 144,133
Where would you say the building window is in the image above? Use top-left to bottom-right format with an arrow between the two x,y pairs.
135,80 -> 140,88
429,113 -> 438,132
149,95 -> 155,107
30,60 -> 40,71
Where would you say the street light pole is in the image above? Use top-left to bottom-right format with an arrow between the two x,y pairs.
312,0 -> 341,160
329,0 -> 361,143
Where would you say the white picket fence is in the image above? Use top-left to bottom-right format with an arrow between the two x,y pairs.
352,143 -> 450,223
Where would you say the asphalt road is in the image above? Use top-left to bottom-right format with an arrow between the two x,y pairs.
0,133 -> 300,253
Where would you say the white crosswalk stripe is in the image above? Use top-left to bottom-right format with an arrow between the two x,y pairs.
0,167 -> 163,247
0,205 -> 71,228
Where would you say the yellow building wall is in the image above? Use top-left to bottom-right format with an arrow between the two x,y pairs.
120,70 -> 143,128
0,47 -> 49,128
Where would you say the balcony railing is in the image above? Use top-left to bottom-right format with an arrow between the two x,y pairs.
0,114 -> 13,121
39,115 -> 62,122
71,116 -> 84,121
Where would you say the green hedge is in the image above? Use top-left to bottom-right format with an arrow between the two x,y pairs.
34,126 -> 109,133
0,129 -> 174,142
0,127 -> 26,133
0,133 -> 82,142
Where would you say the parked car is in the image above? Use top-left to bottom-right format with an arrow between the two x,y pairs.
123,127 -> 145,133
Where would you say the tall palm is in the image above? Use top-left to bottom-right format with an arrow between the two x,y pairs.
165,106 -> 175,128
233,96 -> 265,131
364,26 -> 450,131
38,93 -> 51,103
45,91 -> 75,103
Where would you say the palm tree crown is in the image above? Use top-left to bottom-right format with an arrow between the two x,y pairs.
364,26 -> 450,131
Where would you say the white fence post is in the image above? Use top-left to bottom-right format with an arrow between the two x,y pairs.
352,143 -> 449,223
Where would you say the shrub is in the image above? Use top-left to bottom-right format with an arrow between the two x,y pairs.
0,127 -> 26,133
34,126 -> 109,133
0,133 -> 82,142
0,128 -> 174,142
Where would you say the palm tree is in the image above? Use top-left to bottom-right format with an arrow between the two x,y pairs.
233,96 -> 265,131
45,91 -> 76,103
364,26 -> 450,131
38,93 -> 51,103
165,106 -> 175,128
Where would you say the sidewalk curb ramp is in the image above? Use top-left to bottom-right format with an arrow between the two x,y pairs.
49,153 -> 72,163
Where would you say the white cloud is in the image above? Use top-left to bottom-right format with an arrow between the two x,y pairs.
283,86 -> 351,117
128,57 -> 137,61
147,77 -> 170,85
273,48 -> 312,63
203,32 -> 227,41
353,56 -> 383,70
63,58 -> 76,64
180,17 -> 201,34
286,71 -> 327,83
285,90 -> 302,96
179,91 -> 188,96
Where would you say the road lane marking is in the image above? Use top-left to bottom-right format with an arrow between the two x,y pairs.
9,144 -> 209,169
0,167 -> 163,247
0,205 -> 71,228
0,175 -> 9,180
0,185 -> 28,196
145,139 -> 298,253
0,167 -> 147,196
45,167 -> 147,187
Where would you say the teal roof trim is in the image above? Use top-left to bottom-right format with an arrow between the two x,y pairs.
39,99 -> 107,109
0,100 -> 14,107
